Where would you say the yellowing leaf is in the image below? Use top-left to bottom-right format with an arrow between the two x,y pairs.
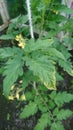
44,82 -> 56,90
43,69 -> 56,90
11,85 -> 15,90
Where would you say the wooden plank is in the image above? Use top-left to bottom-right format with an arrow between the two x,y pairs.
0,0 -> 9,23
0,22 -> 9,31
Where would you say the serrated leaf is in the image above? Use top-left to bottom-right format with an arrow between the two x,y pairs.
22,70 -> 37,89
25,56 -> 56,90
56,109 -> 73,120
56,72 -> 64,81
25,91 -> 35,101
54,4 -> 73,15
49,91 -> 57,100
20,102 -> 38,119
0,67 -> 4,74
0,48 -> 13,58
43,70 -> 56,90
34,113 -> 50,130
48,100 -> 55,110
3,53 -> 24,97
48,48 -> 65,60
35,96 -> 48,112
53,108 -> 59,116
7,15 -> 28,33
25,38 -> 53,53
54,92 -> 73,107
11,15 -> 28,24
50,122 -> 65,130
54,44 -> 73,76
59,60 -> 73,76
58,44 -> 71,60
59,6 -> 73,14
0,34 -> 15,40
0,47 -> 23,59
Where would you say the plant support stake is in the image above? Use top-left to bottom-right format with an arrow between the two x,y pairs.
26,0 -> 37,91
26,0 -> 34,38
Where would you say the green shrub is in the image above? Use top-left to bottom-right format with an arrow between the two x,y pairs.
0,0 -> 73,129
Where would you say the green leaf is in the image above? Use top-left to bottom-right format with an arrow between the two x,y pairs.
0,67 -> 4,74
11,15 -> 28,25
48,21 -> 59,30
34,113 -> 50,130
7,15 -> 28,33
0,47 -> 23,59
53,44 -> 73,76
53,108 -> 59,116
48,48 -> 65,60
25,91 -> 36,101
59,60 -> 73,76
0,34 -> 15,40
60,6 -> 73,14
25,56 -> 56,90
2,48 -> 24,97
54,92 -> 73,107
0,48 -> 13,58
22,70 -> 37,89
20,102 -> 38,119
35,96 -> 48,112
54,4 -> 73,15
56,109 -> 73,120
49,91 -> 57,100
25,38 -> 53,53
55,43 -> 71,60
48,100 -> 55,110
50,122 -> 65,130
56,72 -> 64,81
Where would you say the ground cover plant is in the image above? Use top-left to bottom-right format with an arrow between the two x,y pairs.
0,0 -> 73,130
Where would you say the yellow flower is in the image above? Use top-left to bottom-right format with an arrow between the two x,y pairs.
20,94 -> 26,101
8,95 -> 14,100
16,93 -> 19,100
18,42 -> 25,49
15,34 -> 26,49
16,34 -> 22,41
53,10 -> 58,15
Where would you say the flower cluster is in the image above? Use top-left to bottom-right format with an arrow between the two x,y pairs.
15,34 -> 26,49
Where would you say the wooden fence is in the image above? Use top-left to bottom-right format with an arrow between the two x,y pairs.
0,0 -> 9,31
